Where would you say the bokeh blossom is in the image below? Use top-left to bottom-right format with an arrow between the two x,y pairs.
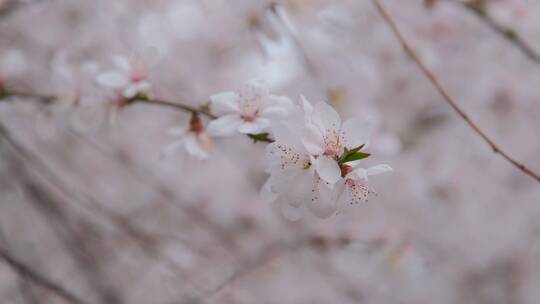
163,113 -> 212,160
96,53 -> 154,100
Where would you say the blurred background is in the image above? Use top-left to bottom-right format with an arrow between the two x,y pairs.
0,0 -> 540,303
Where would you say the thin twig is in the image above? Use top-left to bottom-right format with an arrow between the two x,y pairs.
132,96 -> 217,119
0,0 -> 48,19
372,0 -> 540,182
460,1 -> 540,64
0,92 -> 277,142
0,90 -> 212,117
0,247 -> 88,304
0,90 -> 55,104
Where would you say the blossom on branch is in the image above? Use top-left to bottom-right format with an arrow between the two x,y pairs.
262,96 -> 391,219
96,54 -> 153,100
206,79 -> 293,136
163,113 -> 213,160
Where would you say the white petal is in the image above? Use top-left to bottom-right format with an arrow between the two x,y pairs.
280,170 -> 314,207
206,114 -> 244,136
96,71 -> 129,88
315,155 -> 341,184
238,79 -> 269,108
271,123 -> 305,152
260,177 -> 279,203
265,141 -> 310,176
307,176 -> 336,219
112,55 -> 131,71
337,179 -> 371,211
332,180 -> 347,206
167,125 -> 188,136
259,105 -> 289,119
137,80 -> 152,91
301,124 -> 324,155
366,164 -> 392,176
184,134 -> 208,159
280,199 -> 305,221
348,167 -> 368,181
300,95 -> 314,122
313,101 -> 341,131
122,81 -> 151,98
210,92 -> 240,115
237,118 -> 270,134
342,118 -> 371,149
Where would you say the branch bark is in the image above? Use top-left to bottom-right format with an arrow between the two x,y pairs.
460,1 -> 540,64
0,248 -> 88,304
372,0 -> 540,182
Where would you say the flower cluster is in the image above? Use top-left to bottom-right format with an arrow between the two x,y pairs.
1,45 -> 390,219
262,96 -> 392,219
165,79 -> 392,219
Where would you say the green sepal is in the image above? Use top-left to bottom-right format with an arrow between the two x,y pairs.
340,151 -> 371,164
248,132 -> 274,143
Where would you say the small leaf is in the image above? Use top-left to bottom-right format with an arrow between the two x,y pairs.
341,151 -> 370,164
248,132 -> 274,143
348,144 -> 365,154
200,100 -> 211,113
337,144 -> 366,163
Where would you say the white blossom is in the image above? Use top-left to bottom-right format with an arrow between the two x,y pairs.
96,54 -> 152,99
206,80 -> 293,137
262,123 -> 336,220
262,96 -> 391,219
335,163 -> 392,212
163,114 -> 212,160
301,97 -> 372,184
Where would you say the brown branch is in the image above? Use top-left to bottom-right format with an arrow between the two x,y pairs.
0,247 -> 88,304
460,1 -> 540,64
0,90 -> 55,104
0,0 -> 48,19
372,0 -> 540,182
131,96 -> 217,119
0,90 -> 214,118
0,91 -> 278,142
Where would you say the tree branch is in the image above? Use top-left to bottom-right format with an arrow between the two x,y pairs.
372,0 -> 540,182
0,91 -> 279,143
0,90 -> 55,104
460,1 -> 540,64
0,90 -> 214,118
0,247 -> 88,304
131,95 -> 217,119
0,0 -> 48,19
